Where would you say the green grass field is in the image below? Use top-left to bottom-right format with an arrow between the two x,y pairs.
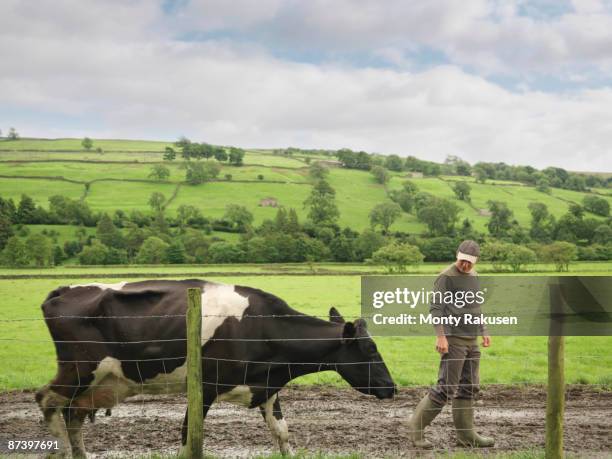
1,264 -> 610,391
1,138 -> 610,235
0,177 -> 84,204
0,138 -> 173,151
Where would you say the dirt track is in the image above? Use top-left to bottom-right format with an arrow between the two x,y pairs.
1,386 -> 610,458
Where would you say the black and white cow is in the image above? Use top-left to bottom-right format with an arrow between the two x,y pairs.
36,279 -> 396,457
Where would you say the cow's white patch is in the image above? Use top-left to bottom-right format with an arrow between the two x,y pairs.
216,385 -> 253,405
84,356 -> 135,407
201,282 -> 249,345
69,281 -> 127,291
142,362 -> 187,394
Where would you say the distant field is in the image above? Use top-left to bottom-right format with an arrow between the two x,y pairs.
86,181 -> 178,213
1,271 -> 610,390
0,138 -> 609,237
0,138 -> 172,151
167,181 -> 312,222
0,177 -> 84,205
0,162 -> 307,183
330,169 -> 424,232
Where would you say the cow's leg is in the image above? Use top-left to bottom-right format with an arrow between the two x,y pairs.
259,394 -> 291,455
35,386 -> 71,457
179,393 -> 214,456
62,405 -> 88,459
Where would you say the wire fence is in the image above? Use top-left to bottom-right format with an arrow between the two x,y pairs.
1,309 -> 610,457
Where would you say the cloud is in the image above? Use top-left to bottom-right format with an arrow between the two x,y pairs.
0,0 -> 611,172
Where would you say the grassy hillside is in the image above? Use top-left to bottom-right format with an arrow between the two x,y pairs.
0,138 -> 610,234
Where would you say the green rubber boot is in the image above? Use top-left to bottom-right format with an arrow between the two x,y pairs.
406,395 -> 443,449
452,398 -> 495,447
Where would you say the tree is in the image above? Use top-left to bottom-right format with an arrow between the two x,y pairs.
371,242 -> 424,273
148,192 -> 166,212
481,241 -> 510,271
402,180 -> 419,195
474,165 -> 488,183
389,190 -> 415,213
7,127 -> 19,140
207,242 -> 245,263
223,204 -> 254,232
536,178 -> 551,194
329,234 -> 356,262
148,164 -> 171,181
354,229 -> 386,260
81,137 -> 93,151
371,165 -> 390,184
309,162 -> 329,180
539,241 -> 577,272
417,198 -> 461,236
0,215 -> 13,250
452,181 -> 471,202
384,154 -> 403,172
124,225 -> 147,259
1,236 -> 28,267
213,147 -> 228,162
228,147 -> 245,166
486,201 -> 514,238
16,194 -> 37,224
419,237 -> 456,261
582,195 -> 610,217
528,202 -> 555,242
304,180 -> 339,225
185,161 -> 221,184
79,241 -> 109,265
96,214 -> 124,248
369,202 -> 401,233
53,245 -> 65,265
504,244 -> 536,272
593,224 -> 612,245
166,241 -> 187,264
163,147 -> 176,161
136,236 -> 169,264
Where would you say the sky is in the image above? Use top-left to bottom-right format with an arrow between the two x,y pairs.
1,0 -> 611,172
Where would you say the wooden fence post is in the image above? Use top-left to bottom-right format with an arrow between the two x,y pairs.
186,288 -> 203,459
546,282 -> 565,459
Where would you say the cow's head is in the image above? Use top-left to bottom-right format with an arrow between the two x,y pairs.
328,307 -> 396,399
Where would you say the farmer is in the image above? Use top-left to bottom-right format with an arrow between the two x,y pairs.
407,240 -> 495,448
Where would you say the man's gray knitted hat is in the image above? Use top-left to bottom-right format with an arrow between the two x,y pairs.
457,240 -> 480,263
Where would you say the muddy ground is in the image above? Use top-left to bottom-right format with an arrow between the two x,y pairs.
0,386 -> 610,458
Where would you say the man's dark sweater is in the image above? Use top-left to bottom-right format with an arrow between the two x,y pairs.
429,263 -> 487,340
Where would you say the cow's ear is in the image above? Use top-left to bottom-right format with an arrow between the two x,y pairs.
329,307 -> 345,324
342,322 -> 356,341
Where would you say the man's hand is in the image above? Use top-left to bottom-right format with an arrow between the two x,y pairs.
436,335 -> 449,354
482,335 -> 491,347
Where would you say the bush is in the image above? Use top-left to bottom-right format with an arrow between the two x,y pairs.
539,241 -> 578,271
583,195 -> 610,217
419,237 -> 456,262
135,237 -> 170,264
371,242 -> 424,273
504,245 -> 537,272
480,241 -> 535,272
207,242 -> 245,263
79,241 -> 109,265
